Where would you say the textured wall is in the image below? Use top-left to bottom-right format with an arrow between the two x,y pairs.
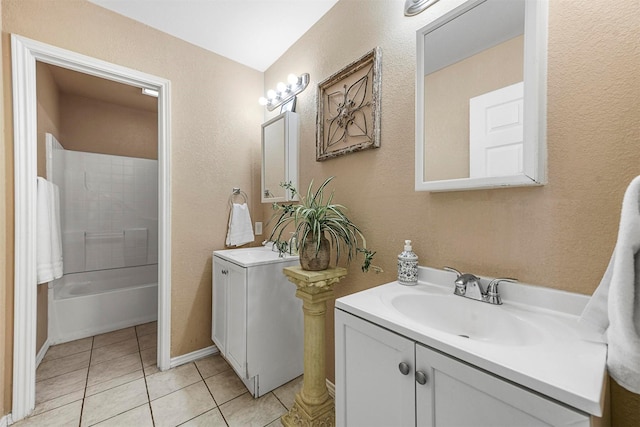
2,0 -> 263,415
263,0 -> 639,423
59,93 -> 157,159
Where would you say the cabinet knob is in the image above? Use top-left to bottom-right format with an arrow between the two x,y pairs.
398,362 -> 411,375
415,370 -> 428,385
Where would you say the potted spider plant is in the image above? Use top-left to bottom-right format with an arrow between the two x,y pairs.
267,176 -> 380,273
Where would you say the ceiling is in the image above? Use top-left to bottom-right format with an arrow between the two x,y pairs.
88,0 -> 339,72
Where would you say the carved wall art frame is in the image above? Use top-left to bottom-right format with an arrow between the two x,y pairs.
316,47 -> 381,161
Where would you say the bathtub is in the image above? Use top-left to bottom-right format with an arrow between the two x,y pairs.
48,264 -> 158,344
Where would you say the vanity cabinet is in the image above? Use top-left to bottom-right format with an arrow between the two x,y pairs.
335,309 -> 591,427
212,258 -> 246,373
212,250 -> 303,397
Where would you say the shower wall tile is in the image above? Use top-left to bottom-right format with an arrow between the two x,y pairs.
85,233 -> 125,271
124,228 -> 148,267
62,231 -> 86,274
51,148 -> 158,274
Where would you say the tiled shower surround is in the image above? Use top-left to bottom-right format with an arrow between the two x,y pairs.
51,141 -> 158,273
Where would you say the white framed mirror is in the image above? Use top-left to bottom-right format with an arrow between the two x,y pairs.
415,0 -> 548,192
261,111 -> 299,203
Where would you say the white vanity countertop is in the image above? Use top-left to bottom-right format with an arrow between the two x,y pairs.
335,267 -> 608,416
213,246 -> 298,268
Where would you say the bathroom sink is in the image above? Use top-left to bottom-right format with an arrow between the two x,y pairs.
335,267 -> 608,417
215,247 -> 297,267
389,293 -> 545,346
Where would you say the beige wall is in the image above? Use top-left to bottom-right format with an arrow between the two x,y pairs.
36,62 -> 61,176
59,93 -> 157,159
263,0 -> 639,424
424,35 -> 523,181
2,0 -> 263,416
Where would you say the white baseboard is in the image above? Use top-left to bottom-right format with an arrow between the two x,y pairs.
169,345 -> 218,369
326,379 -> 335,398
1,413 -> 13,427
36,339 -> 50,368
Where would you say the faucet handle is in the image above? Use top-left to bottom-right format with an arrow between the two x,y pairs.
443,266 -> 462,278
444,267 -> 480,297
486,278 -> 517,305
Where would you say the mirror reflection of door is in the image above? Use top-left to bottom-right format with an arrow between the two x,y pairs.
422,0 -> 525,182
469,81 -> 524,178
261,111 -> 298,203
262,115 -> 286,200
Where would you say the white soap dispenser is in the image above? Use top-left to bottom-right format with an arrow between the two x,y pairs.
398,240 -> 418,286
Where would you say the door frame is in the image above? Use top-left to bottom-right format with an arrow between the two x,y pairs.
10,34 -> 172,421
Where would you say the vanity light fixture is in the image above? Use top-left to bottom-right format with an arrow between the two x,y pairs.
404,0 -> 440,16
259,73 -> 309,111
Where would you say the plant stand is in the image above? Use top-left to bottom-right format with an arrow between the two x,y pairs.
281,266 -> 348,427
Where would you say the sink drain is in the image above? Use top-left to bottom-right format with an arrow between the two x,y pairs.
458,334 -> 470,339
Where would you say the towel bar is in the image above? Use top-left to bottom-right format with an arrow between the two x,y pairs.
229,188 -> 249,206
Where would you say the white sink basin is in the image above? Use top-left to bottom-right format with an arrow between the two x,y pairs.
390,293 -> 544,346
214,247 -> 298,267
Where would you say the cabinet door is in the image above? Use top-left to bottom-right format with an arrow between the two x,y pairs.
211,257 -> 228,354
415,344 -> 589,427
225,262 -> 248,378
335,310 -> 415,427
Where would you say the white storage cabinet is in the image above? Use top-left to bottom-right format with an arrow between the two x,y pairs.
335,309 -> 592,427
212,249 -> 303,397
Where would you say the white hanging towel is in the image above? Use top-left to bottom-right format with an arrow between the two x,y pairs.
225,203 -> 255,247
580,175 -> 640,393
36,177 -> 63,284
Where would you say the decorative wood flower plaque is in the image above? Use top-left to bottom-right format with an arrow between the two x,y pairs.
316,47 -> 381,161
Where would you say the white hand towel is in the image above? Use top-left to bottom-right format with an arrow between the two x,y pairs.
50,182 -> 63,279
580,175 -> 640,393
36,178 -> 63,284
225,203 -> 255,247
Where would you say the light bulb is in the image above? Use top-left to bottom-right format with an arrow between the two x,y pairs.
287,74 -> 298,85
267,89 -> 277,100
276,82 -> 287,93
258,97 -> 268,106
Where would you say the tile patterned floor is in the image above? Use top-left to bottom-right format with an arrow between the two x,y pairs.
14,322 -> 303,427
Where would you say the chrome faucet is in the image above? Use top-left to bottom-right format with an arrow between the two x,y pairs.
443,267 -> 516,305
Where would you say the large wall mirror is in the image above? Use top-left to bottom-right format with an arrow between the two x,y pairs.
415,0 -> 548,192
261,111 -> 299,203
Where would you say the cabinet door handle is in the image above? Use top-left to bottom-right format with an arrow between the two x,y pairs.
415,370 -> 428,385
398,362 -> 411,375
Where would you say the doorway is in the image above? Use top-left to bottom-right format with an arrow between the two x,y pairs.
11,35 -> 172,422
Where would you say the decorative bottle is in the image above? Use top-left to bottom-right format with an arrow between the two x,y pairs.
398,240 -> 418,286
288,232 -> 299,256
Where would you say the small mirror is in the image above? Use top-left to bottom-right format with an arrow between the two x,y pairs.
261,111 -> 299,203
415,0 -> 548,192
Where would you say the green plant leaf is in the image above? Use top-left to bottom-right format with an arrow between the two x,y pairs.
266,176 -> 380,273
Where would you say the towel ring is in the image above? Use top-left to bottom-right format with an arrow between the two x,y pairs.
229,188 -> 248,207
